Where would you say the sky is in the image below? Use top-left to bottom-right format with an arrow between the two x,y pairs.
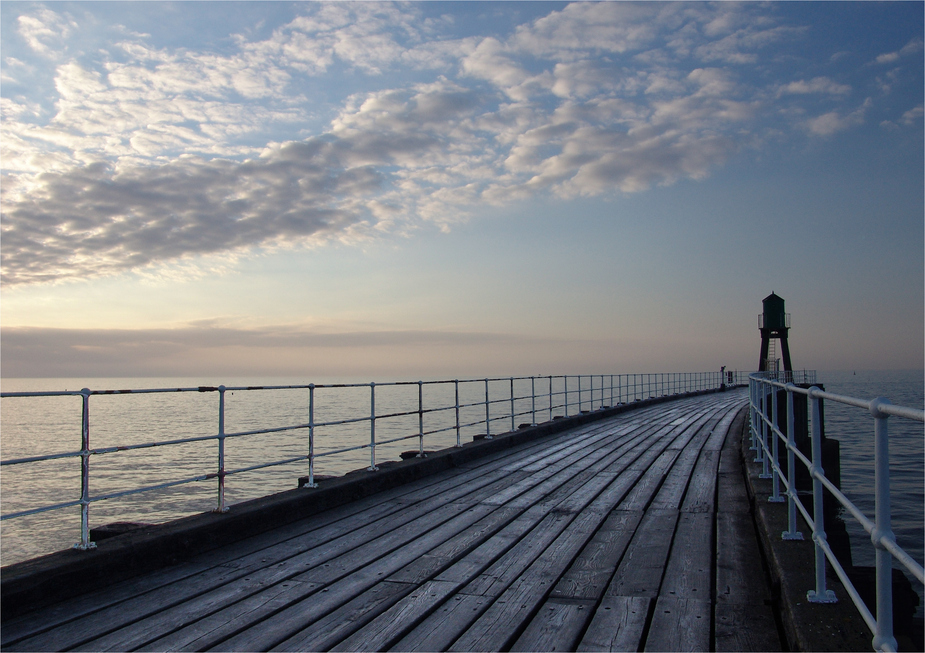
1,1 -> 922,381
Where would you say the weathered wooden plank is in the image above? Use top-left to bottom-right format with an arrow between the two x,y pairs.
659,511 -> 713,601
274,580 -> 415,652
550,511 -> 642,601
391,594 -> 492,652
717,471 -> 750,513
644,596 -> 711,652
194,504 -> 500,652
331,579 -> 460,652
680,450 -> 720,513
448,510 -> 604,652
648,436 -> 708,511
387,507 -> 523,585
451,511 -> 574,597
714,601 -> 782,652
6,435 -> 577,650
5,391 -> 760,653
617,449 -> 678,511
577,596 -> 650,652
715,511 -> 770,605
703,405 -> 742,451
510,599 -> 594,652
605,509 -> 679,598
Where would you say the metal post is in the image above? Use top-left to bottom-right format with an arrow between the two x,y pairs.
870,398 -> 898,652
74,389 -> 96,550
510,377 -> 515,432
548,375 -> 553,420
564,376 -> 569,417
368,383 -> 378,471
761,382 -> 772,475
455,380 -> 461,447
783,385 -> 802,539
214,385 -> 229,512
304,384 -> 318,488
610,374 -> 614,407
769,385 -> 784,501
807,387 -> 836,603
578,375 -> 583,412
531,376 -> 537,426
484,378 -> 492,439
418,381 -> 425,457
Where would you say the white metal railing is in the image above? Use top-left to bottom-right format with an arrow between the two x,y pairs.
1,371 -> 747,554
748,374 -> 924,653
751,369 -> 817,385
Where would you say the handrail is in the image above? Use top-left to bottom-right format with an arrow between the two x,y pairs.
748,373 -> 923,653
1,371 -> 749,556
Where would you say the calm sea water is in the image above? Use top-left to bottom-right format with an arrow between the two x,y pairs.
817,370 -> 924,618
2,371 -> 922,619
1,374 -> 636,565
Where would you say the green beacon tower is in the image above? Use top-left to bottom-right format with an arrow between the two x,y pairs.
758,292 -> 792,373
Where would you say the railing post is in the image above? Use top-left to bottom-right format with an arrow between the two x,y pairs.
484,378 -> 492,439
782,384 -> 803,540
510,377 -> 515,432
563,376 -> 568,417
578,375 -> 583,412
214,385 -> 229,513
368,382 -> 378,471
610,374 -> 614,407
769,384 -> 784,501
548,375 -> 553,420
74,388 -> 96,550
531,376 -> 537,426
758,383 -> 771,474
418,381 -> 425,457
304,384 -> 318,488
455,380 -> 461,447
870,398 -> 898,652
807,386 -> 836,603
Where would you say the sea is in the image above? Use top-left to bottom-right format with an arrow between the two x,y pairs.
1,370 -> 922,615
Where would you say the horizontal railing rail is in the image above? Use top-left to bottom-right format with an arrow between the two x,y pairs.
748,374 -> 924,653
2,371 -> 748,555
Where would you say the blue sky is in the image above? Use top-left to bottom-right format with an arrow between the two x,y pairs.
1,1 -> 922,379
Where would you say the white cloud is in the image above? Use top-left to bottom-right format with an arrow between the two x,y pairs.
874,38 -> 923,64
806,98 -> 872,136
1,2 -> 895,286
17,8 -> 76,57
777,77 -> 851,97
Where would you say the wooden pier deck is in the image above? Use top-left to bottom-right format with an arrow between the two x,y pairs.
1,388 -> 784,652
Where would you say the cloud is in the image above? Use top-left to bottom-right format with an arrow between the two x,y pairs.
874,38 -> 923,64
1,144 -> 383,284
17,7 -> 76,57
806,98 -> 872,136
776,77 -> 851,97
1,2 -> 881,286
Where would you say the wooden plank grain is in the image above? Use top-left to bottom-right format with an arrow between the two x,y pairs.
680,450 -> 720,513
510,599 -> 594,652
274,580 -> 415,652
605,509 -> 679,598
550,511 -> 642,602
577,596 -> 650,652
714,602 -> 782,652
644,596 -> 711,651
448,510 -> 604,653
331,579 -> 460,652
659,512 -> 714,602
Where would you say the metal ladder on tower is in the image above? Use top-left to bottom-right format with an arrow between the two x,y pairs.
766,338 -> 778,378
